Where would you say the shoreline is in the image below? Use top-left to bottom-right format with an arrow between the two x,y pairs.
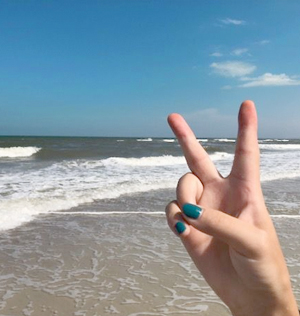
0,213 -> 230,316
0,177 -> 300,315
1,190 -> 300,315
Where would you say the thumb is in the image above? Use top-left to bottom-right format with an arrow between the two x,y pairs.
181,203 -> 264,258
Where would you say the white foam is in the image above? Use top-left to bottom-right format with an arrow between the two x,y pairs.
210,152 -> 233,161
50,212 -> 300,220
214,138 -> 236,143
0,147 -> 41,158
260,150 -> 300,181
259,144 -> 300,150
259,139 -> 274,143
1,146 -> 300,231
162,139 -> 175,143
51,211 -> 165,215
136,138 -> 153,142
197,139 -> 208,142
271,215 -> 300,218
101,155 -> 186,167
0,155 -> 189,230
260,139 -> 289,143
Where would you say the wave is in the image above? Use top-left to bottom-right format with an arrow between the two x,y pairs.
1,149 -> 299,231
259,144 -> 300,150
136,138 -> 153,142
0,147 -> 41,158
101,155 -> 186,167
51,211 -> 165,215
0,153 -> 232,231
162,139 -> 175,143
0,179 -> 177,231
51,211 -> 300,219
0,154 -> 191,231
86,152 -> 232,167
260,139 -> 290,143
214,139 -> 236,143
210,152 -> 234,161
197,139 -> 208,142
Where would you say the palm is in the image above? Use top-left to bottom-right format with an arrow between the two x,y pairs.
193,178 -> 259,301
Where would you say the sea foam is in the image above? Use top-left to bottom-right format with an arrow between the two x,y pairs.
0,147 -> 41,158
1,140 -> 300,231
259,144 -> 300,150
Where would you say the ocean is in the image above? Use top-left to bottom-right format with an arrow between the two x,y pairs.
0,136 -> 300,315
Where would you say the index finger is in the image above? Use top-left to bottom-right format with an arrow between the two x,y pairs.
168,113 -> 220,184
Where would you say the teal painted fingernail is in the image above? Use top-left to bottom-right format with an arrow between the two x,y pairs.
175,222 -> 186,234
183,203 -> 202,219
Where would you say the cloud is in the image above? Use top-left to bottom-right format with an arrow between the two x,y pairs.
257,40 -> 270,45
220,18 -> 246,26
221,85 -> 232,90
239,73 -> 300,87
210,52 -> 223,57
210,61 -> 256,78
231,48 -> 249,56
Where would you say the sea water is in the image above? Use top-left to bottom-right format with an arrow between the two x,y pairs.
1,136 -> 300,231
1,137 -> 300,315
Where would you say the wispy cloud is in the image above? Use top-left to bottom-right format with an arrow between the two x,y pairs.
210,61 -> 256,78
257,40 -> 270,45
239,73 -> 300,87
220,18 -> 246,26
210,52 -> 223,57
221,85 -> 232,90
231,48 -> 249,56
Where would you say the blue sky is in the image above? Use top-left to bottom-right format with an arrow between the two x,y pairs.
1,0 -> 300,138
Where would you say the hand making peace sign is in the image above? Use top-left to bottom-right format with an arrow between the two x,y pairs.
165,100 -> 298,316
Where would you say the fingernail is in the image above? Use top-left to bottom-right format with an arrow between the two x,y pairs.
175,222 -> 186,234
182,203 -> 202,219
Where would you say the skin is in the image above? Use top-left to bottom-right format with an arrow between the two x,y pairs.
165,100 -> 298,316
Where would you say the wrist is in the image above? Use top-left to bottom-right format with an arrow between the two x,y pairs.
230,290 -> 298,316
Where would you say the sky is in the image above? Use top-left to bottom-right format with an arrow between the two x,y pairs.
1,0 -> 300,138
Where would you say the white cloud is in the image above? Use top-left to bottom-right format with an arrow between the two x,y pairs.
210,52 -> 223,57
221,85 -> 232,90
210,61 -> 256,78
239,73 -> 300,87
257,40 -> 270,45
220,18 -> 246,26
231,48 -> 249,56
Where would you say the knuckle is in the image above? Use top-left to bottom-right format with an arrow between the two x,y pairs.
165,200 -> 178,215
177,172 -> 194,185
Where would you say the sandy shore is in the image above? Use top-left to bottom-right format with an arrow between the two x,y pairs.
0,212 -> 228,316
0,191 -> 300,315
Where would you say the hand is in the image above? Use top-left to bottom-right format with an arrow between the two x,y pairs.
165,101 -> 298,316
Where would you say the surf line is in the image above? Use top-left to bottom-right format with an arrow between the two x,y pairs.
271,215 -> 300,218
49,211 -> 300,218
49,211 -> 165,215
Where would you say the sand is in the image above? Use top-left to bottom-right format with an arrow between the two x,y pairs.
0,192 -> 299,315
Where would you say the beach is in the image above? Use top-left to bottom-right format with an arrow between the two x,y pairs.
1,137 -> 300,315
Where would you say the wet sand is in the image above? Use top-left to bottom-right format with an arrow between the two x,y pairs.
0,213 -> 230,316
0,187 -> 300,315
0,212 -> 300,315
